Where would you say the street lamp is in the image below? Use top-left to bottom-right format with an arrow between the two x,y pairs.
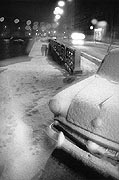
90,26 -> 94,30
25,25 -> 31,30
14,18 -> 20,24
33,21 -> 39,26
54,7 -> 64,15
91,19 -> 98,25
0,17 -> 4,22
58,1 -> 65,7
55,14 -> 61,20
26,20 -> 31,26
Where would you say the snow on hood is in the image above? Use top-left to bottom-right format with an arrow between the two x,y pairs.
67,75 -> 119,143
49,75 -> 96,118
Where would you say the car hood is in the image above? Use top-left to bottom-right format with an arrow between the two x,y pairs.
67,75 -> 119,143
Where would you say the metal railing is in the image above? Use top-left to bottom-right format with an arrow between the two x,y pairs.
48,39 -> 76,75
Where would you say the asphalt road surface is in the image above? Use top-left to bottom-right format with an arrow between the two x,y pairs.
58,39 -> 119,60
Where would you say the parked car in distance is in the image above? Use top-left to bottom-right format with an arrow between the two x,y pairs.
47,48 -> 119,179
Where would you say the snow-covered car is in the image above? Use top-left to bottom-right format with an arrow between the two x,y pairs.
47,48 -> 119,179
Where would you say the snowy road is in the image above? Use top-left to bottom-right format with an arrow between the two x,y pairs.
0,39 -> 98,180
0,57 -> 67,180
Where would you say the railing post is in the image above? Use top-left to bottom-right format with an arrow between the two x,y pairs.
48,39 -> 83,75
64,47 -> 75,75
73,49 -> 82,74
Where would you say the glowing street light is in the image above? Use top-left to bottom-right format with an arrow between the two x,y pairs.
91,19 -> 98,25
55,14 -> 61,20
58,1 -> 65,7
33,24 -> 38,30
26,20 -> 31,26
33,21 -> 39,26
90,26 -> 94,30
14,18 -> 20,24
54,7 -> 64,15
0,17 -> 4,22
25,25 -> 31,30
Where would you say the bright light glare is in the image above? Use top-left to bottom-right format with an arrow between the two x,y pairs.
25,25 -> 31,30
71,32 -> 85,40
90,26 -> 94,30
26,20 -> 31,25
95,28 -> 103,32
14,19 -> 20,24
54,7 -> 64,15
33,24 -> 38,30
72,39 -> 84,45
97,21 -> 107,27
33,21 -> 39,26
91,19 -> 98,25
58,1 -> 65,7
0,17 -> 4,22
55,14 -> 61,20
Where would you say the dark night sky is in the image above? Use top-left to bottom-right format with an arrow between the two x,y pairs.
0,0 -> 57,23
0,0 -> 119,26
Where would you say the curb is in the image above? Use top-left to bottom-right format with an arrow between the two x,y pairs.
81,52 -> 102,66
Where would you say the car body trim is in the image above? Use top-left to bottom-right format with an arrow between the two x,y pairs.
55,117 -> 119,151
47,122 -> 119,179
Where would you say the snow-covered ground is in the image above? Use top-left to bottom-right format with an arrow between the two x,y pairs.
0,39 -> 98,180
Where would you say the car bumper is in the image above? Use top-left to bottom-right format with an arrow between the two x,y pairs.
47,121 -> 119,179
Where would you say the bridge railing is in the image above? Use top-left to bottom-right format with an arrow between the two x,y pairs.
48,39 -> 81,75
